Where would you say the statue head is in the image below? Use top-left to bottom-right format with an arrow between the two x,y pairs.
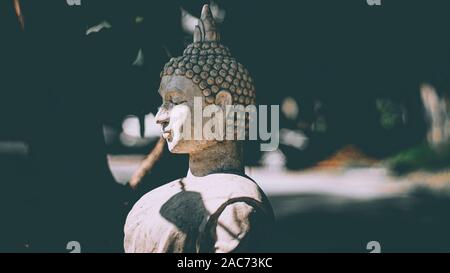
156,4 -> 256,153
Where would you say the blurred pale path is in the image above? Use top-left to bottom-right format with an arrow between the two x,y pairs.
109,155 -> 450,199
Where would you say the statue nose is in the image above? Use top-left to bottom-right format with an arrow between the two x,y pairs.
156,109 -> 170,125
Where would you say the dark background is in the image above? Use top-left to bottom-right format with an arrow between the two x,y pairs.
1,0 -> 450,252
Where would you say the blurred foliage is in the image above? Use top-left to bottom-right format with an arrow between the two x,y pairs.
376,98 -> 404,130
389,143 -> 450,174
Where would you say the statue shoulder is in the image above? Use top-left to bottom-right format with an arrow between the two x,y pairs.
200,173 -> 273,219
124,177 -> 187,253
126,178 -> 186,218
135,178 -> 185,200
208,173 -> 265,201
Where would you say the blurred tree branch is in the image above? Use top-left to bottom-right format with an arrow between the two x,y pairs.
13,0 -> 25,30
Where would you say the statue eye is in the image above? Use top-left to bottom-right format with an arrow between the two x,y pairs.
164,93 -> 186,106
171,98 -> 187,105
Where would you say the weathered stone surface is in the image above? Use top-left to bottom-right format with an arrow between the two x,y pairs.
124,173 -> 273,253
124,4 -> 274,253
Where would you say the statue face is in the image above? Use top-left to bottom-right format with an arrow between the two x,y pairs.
156,75 -> 219,154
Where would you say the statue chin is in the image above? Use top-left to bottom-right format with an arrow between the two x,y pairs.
166,137 -> 185,153
167,137 -> 218,154
163,129 -> 177,151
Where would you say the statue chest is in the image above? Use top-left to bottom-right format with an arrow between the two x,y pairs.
124,175 -> 270,253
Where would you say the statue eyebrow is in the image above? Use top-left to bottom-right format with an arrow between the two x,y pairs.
158,84 -> 184,94
160,87 -> 184,97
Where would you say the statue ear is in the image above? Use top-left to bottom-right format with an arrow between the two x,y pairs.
215,91 -> 232,108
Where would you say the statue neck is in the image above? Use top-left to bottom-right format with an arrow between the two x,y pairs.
188,141 -> 244,177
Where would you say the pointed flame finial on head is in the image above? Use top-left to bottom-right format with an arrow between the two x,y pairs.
193,4 -> 220,43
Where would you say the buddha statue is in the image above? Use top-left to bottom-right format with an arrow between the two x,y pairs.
124,4 -> 274,253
